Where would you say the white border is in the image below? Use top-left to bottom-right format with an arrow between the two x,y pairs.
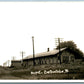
0,2 -> 84,82
0,80 -> 84,82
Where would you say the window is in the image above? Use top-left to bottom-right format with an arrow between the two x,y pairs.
63,56 -> 69,63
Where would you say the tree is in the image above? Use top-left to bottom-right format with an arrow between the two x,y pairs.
57,41 -> 77,50
57,41 -> 83,59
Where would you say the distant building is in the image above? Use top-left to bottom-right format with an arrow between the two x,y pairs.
3,60 -> 10,67
11,48 -> 75,68
11,60 -> 21,68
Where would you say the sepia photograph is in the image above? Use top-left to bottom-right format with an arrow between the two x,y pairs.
0,0 -> 84,80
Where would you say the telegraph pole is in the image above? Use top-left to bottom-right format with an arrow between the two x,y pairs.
12,56 -> 15,60
8,60 -> 9,67
21,51 -> 25,65
32,36 -> 35,66
55,38 -> 63,64
58,38 -> 61,64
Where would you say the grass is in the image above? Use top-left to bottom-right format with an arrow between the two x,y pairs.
0,63 -> 84,79
10,63 -> 84,79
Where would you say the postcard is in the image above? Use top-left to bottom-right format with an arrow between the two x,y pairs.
0,0 -> 84,83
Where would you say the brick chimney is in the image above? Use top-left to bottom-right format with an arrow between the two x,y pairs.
47,48 -> 50,52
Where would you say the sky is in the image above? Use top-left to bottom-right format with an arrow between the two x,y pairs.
0,2 -> 84,66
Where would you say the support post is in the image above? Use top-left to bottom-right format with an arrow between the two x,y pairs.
21,51 -> 25,66
32,36 -> 35,66
58,38 -> 61,64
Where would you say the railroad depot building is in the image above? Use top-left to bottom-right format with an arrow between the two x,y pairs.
11,48 -> 75,68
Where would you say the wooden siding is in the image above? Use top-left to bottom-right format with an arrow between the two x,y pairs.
11,49 -> 75,68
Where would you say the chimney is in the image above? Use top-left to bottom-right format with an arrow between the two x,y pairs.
47,48 -> 50,52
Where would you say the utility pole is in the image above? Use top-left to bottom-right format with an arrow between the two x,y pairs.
55,38 -> 63,64
12,56 -> 15,60
21,51 -> 25,65
8,60 -> 10,67
58,38 -> 61,64
32,36 -> 35,66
